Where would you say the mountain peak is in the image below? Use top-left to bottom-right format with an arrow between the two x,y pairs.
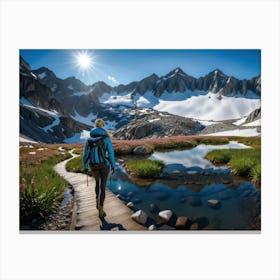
34,67 -> 57,80
211,68 -> 225,76
167,67 -> 186,76
149,73 -> 159,80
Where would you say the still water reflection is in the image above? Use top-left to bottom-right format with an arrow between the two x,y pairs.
108,142 -> 260,230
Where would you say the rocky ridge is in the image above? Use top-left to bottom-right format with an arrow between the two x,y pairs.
20,56 -> 91,143
113,108 -> 204,140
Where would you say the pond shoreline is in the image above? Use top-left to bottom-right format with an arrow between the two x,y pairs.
108,141 -> 261,230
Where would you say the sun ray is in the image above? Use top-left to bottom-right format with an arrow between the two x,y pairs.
74,50 -> 95,73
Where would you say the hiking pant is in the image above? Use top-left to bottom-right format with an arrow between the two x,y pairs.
89,163 -> 110,206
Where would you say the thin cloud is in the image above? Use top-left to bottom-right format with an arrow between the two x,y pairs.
107,75 -> 119,85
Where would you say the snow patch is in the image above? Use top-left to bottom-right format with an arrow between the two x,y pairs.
207,128 -> 260,137
71,111 -> 97,126
99,91 -> 134,106
148,118 -> 160,123
195,119 -> 223,126
71,91 -> 87,97
99,89 -> 261,122
30,72 -> 37,79
233,116 -> 247,126
105,120 -> 117,130
51,84 -> 57,92
21,101 -> 61,132
22,103 -> 59,116
41,114 -> 60,132
154,92 -> 260,121
38,72 -> 46,79
242,119 -> 261,127
19,136 -> 38,143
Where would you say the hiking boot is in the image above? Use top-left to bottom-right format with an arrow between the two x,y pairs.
98,205 -> 106,218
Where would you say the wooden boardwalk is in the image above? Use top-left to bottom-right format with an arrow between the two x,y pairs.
54,153 -> 146,231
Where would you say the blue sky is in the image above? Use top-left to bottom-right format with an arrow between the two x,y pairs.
20,49 -> 261,87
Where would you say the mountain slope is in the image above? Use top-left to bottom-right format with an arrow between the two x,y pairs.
96,68 -> 261,121
20,56 -> 261,142
20,56 -> 91,143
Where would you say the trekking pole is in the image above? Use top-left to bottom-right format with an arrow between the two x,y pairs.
87,172 -> 88,186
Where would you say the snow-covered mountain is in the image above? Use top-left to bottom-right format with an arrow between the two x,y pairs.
20,57 -> 91,143
33,67 -> 100,119
98,68 -> 261,122
20,56 -> 261,143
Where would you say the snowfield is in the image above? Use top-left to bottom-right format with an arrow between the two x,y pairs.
19,136 -> 38,143
20,98 -> 61,132
153,92 -> 260,121
232,116 -> 248,126
38,72 -> 46,79
71,110 -> 97,126
98,90 -> 261,121
207,128 -> 260,137
242,119 -> 261,127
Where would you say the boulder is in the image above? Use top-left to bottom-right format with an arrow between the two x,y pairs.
111,227 -> 119,231
207,199 -> 221,209
175,216 -> 190,230
126,202 -> 135,209
190,222 -> 199,230
133,145 -> 153,155
148,224 -> 157,230
158,210 -> 173,223
131,210 -> 148,225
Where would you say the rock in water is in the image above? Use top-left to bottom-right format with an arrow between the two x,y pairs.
175,216 -> 190,230
158,210 -> 173,223
207,199 -> 221,209
133,145 -> 153,155
126,202 -> 135,209
148,224 -> 157,230
131,210 -> 148,225
190,222 -> 199,230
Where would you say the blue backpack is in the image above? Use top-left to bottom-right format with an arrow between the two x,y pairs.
87,136 -> 107,164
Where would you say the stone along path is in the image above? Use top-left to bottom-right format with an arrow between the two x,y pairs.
54,152 -> 146,231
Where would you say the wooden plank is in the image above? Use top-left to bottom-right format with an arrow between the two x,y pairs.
54,155 -> 146,231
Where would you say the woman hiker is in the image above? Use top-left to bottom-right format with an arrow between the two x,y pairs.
82,118 -> 115,218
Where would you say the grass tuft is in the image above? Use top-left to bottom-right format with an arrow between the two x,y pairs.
66,155 -> 84,173
125,159 -> 165,178
205,148 -> 261,182
20,146 -> 71,225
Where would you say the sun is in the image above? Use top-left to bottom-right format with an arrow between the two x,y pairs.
75,51 -> 93,71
